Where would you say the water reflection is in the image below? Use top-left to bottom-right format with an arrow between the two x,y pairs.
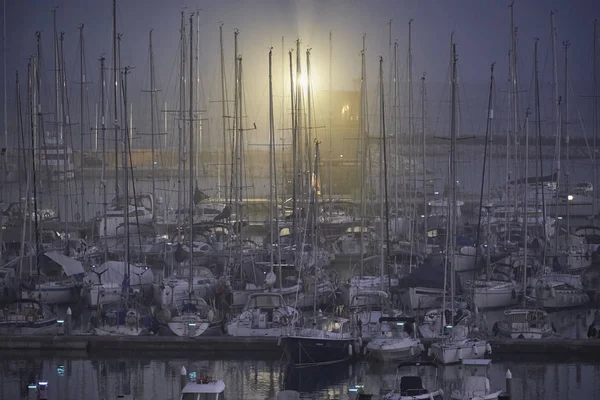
0,355 -> 598,400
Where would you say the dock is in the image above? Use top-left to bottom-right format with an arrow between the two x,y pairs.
1,335 -> 600,360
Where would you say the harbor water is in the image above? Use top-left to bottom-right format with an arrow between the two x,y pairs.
1,355 -> 599,399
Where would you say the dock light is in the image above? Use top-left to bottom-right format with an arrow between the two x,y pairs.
340,154 -> 343,158
348,388 -> 358,392
57,319 -> 64,324
28,385 -> 37,390
434,191 -> 439,195
188,323 -> 197,327
396,322 -> 405,326
420,215 -> 425,218
38,381 -> 48,386
557,216 -> 563,220
57,366 -> 65,376
568,195 -> 574,201
188,371 -> 197,381
445,325 -> 453,329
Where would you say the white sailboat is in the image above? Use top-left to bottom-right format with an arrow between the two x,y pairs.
226,292 -> 299,337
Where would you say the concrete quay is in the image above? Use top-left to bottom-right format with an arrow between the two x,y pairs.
1,336 -> 600,360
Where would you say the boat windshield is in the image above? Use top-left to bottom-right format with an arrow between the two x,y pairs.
304,317 -> 348,333
247,295 -> 284,309
181,394 -> 222,400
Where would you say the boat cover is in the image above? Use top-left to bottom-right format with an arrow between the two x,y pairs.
397,261 -> 445,289
85,261 -> 154,287
43,251 -> 85,276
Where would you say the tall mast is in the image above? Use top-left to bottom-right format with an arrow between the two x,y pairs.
551,10 -> 560,251
306,48 -> 313,199
476,63 -> 495,281
379,56 -> 391,290
594,20 -> 598,218
112,0 -> 119,202
53,8 -> 62,144
408,19 -> 415,241
359,34 -> 366,276
289,48 -> 297,244
237,55 -> 244,270
524,40 -> 533,305
232,29 -> 239,209
379,56 -> 385,288
268,48 -> 275,271
534,37 -> 546,255
0,0 -> 6,263
394,41 -> 400,216
2,0 -> 6,149
100,57 -> 108,261
188,14 -> 195,293
450,43 -> 457,315
280,36 -> 285,205
421,73 -> 427,252
295,39 -> 303,217
219,24 -> 228,202
328,31 -> 333,204
564,40 -> 570,236
148,30 -> 157,223
177,12 -> 185,234
58,31 -> 69,238
79,24 -> 86,226
121,65 -> 132,305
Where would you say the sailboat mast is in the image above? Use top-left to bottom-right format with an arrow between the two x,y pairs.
149,30 -> 157,223
329,31 -> 333,204
189,14 -> 195,291
408,19 -> 416,243
112,0 -> 119,202
379,56 -> 385,289
121,66 -> 130,283
232,30 -> 239,210
359,35 -> 366,276
237,55 -> 245,269
450,43 -> 457,314
269,48 -> 275,271
289,49 -> 297,244
551,11 -> 561,250
100,56 -> 108,260
421,74 -> 427,251
0,0 -> 6,263
177,12 -> 185,234
306,48 -> 313,197
594,20 -> 598,218
79,25 -> 86,226
219,24 -> 228,202
53,8 -> 62,144
380,56 -> 392,291
394,41 -> 400,216
535,37 -> 546,256
564,40 -> 570,236
295,39 -> 303,217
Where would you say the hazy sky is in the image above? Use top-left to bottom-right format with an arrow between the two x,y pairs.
2,0 -> 600,147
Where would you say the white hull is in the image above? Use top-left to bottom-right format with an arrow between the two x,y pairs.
383,389 -> 444,400
472,282 -> 521,310
496,325 -> 553,339
168,320 -> 212,337
0,320 -> 58,335
536,289 -> 589,309
398,287 -> 445,310
428,339 -> 489,364
226,325 -> 291,337
22,283 -> 79,305
88,284 -> 122,307
367,339 -> 423,362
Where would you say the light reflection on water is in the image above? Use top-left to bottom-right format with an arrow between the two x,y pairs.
0,355 -> 598,400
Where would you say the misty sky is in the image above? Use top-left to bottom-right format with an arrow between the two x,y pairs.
2,0 -> 600,148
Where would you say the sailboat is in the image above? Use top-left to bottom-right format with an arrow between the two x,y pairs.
493,38 -> 555,340
167,15 -> 222,338
428,43 -> 491,365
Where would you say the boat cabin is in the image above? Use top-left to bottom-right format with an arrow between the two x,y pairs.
245,293 -> 286,309
180,378 -> 225,400
454,359 -> 501,399
503,308 -> 548,329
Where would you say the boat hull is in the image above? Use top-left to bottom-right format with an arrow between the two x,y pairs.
167,320 -> 222,337
428,339 -> 489,364
0,317 -> 58,335
472,283 -> 521,310
367,340 -> 423,362
398,287 -> 445,310
279,336 -> 354,367
22,284 -> 79,305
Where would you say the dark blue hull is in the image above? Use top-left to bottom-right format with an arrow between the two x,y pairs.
280,336 -> 354,367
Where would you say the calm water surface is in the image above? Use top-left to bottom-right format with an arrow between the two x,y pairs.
0,354 -> 599,400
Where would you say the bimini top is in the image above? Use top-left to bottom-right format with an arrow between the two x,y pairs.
182,380 -> 225,394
